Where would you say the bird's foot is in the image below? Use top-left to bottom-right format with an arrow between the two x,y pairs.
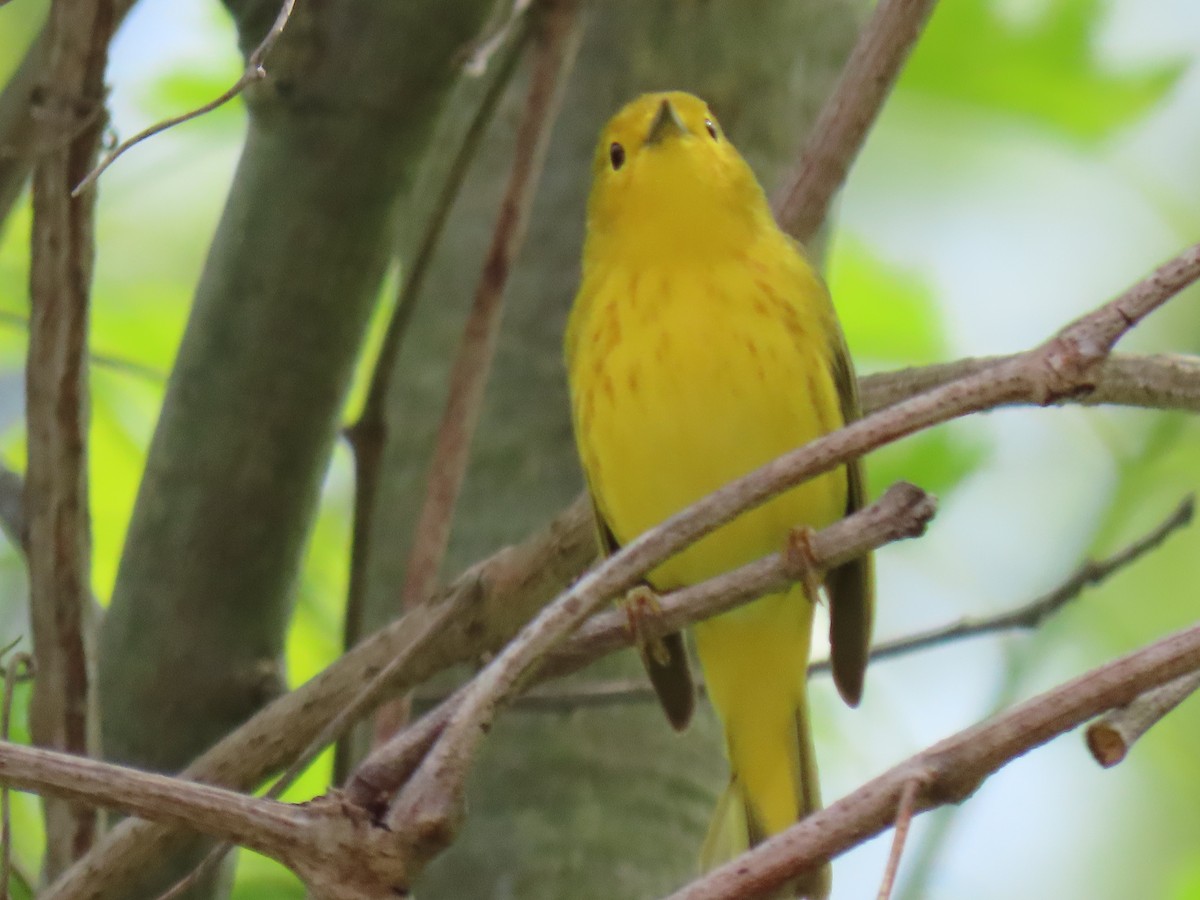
784,525 -> 825,605
622,584 -> 672,666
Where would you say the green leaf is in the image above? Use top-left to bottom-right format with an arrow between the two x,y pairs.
901,0 -> 1186,141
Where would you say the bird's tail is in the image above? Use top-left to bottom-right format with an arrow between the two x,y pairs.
695,588 -> 829,899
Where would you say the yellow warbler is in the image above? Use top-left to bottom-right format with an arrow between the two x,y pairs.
565,92 -> 873,897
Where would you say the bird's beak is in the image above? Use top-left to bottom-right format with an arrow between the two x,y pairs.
645,99 -> 687,145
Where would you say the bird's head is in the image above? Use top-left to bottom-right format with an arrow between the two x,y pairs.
584,92 -> 772,265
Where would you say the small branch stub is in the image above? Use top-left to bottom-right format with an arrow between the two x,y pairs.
1086,670 -> 1200,768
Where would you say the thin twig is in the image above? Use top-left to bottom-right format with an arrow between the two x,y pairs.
1086,669 -> 1200,767
667,621 -> 1200,900
1,652 -> 31,900
0,639 -> 24,683
876,775 -> 925,900
375,0 -> 582,740
384,244 -> 1200,862
396,0 -> 582,613
71,0 -> 297,196
865,494 -> 1195,664
336,15 -> 532,782
773,0 -> 939,242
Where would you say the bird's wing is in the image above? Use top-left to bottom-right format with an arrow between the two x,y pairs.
590,497 -> 696,730
823,326 -> 875,707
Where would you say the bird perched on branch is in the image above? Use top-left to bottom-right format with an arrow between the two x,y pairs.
565,91 -> 874,898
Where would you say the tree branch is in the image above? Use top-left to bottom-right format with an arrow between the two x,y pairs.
0,739 -> 419,900
25,0 -> 116,876
0,741 -> 304,857
336,11 -> 531,781
773,0 -> 939,242
384,243 -> 1200,864
861,353 -> 1200,416
10,484 -> 1193,898
667,620 -> 1200,899
396,0 -> 582,614
864,493 -> 1195,663
43,344 -> 1200,900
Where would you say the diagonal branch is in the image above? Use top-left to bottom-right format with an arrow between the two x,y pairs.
336,11 -> 532,782
370,0 -> 582,753
667,619 -> 1200,899
43,495 -> 595,900
773,0 -> 940,242
385,243 -> 1200,863
395,0 -> 582,615
875,775 -> 925,900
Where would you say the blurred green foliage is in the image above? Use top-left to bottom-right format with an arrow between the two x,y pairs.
830,233 -> 946,366
904,0 -> 1186,141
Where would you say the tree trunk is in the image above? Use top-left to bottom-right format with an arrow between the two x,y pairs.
94,0 -> 492,895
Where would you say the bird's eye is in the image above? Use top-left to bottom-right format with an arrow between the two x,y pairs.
609,142 -> 625,170
705,119 -> 719,140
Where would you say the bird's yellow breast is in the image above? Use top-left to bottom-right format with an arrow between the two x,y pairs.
568,238 -> 848,591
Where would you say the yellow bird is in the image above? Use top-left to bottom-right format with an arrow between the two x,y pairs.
565,92 -> 873,897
